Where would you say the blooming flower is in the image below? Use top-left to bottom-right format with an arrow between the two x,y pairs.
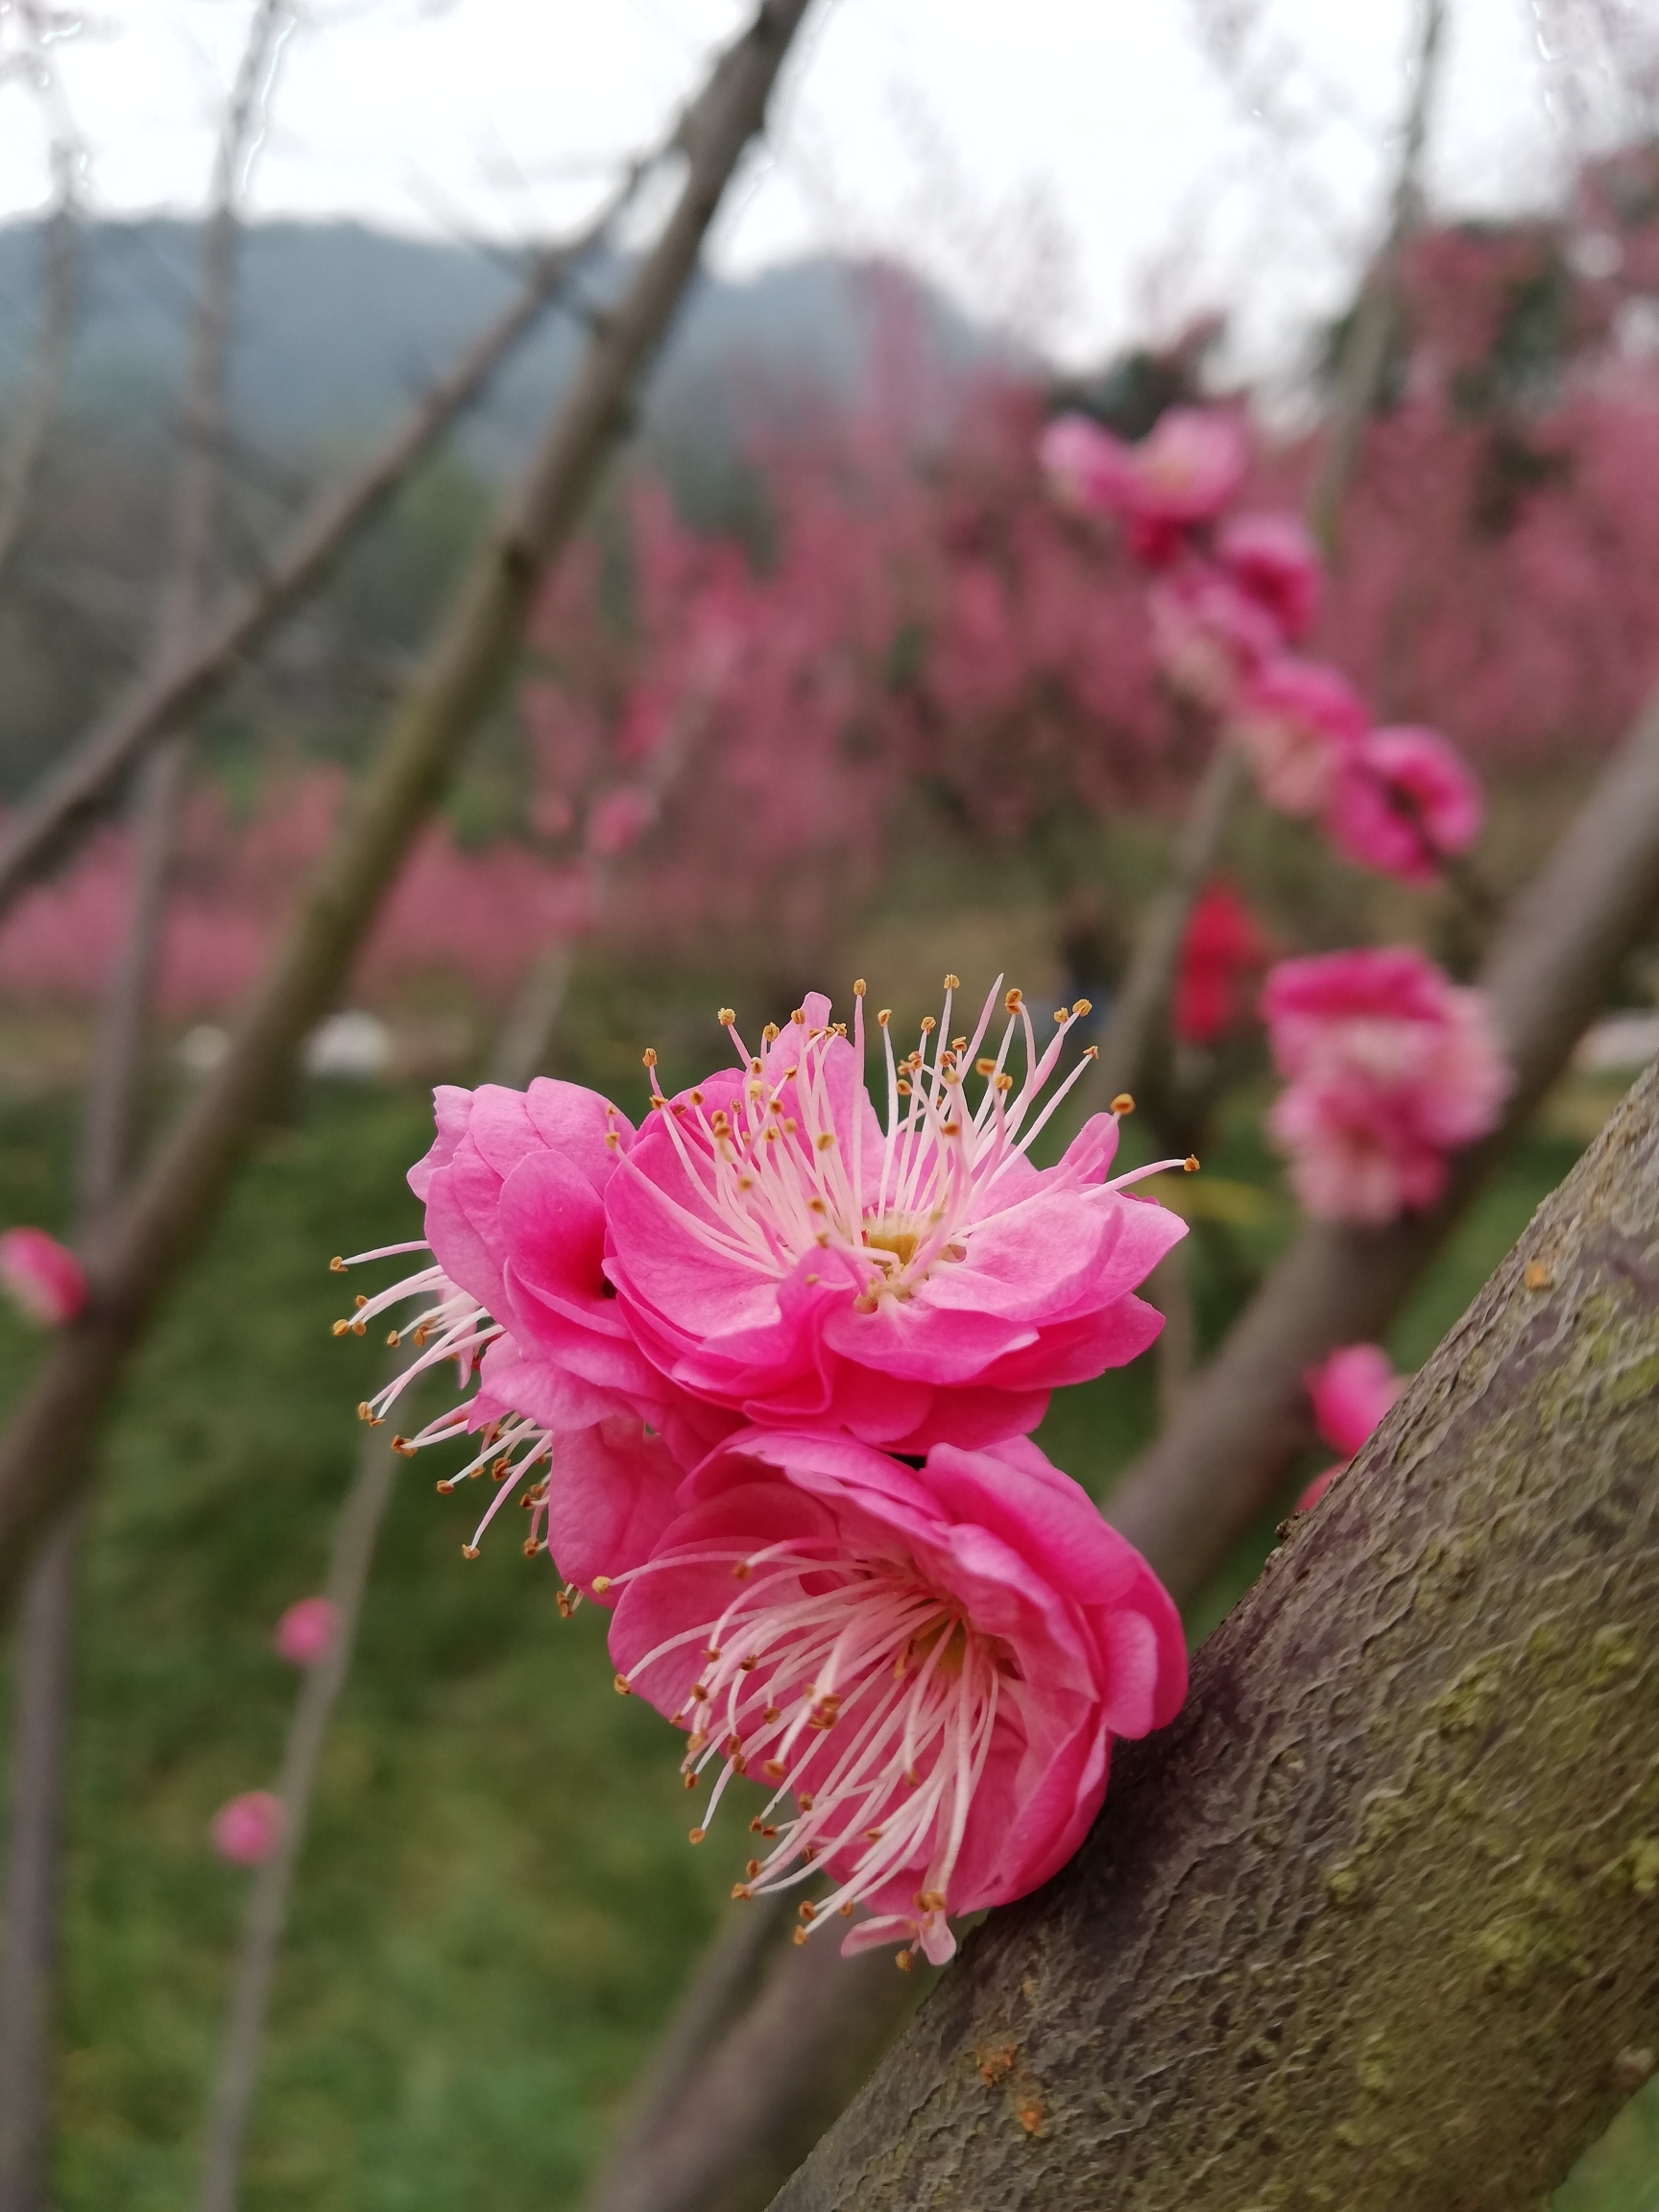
1039,407 -> 1248,565
211,1790 -> 284,1866
274,1596 -> 337,1668
1173,880 -> 1269,1046
1299,1342 -> 1407,1507
591,1427 -> 1186,1965
1263,948 -> 1511,1223
1325,725 -> 1485,884
1147,563 -> 1280,711
0,1227 -> 85,1327
1228,659 -> 1368,817
1214,513 -> 1323,642
605,983 -> 1192,1452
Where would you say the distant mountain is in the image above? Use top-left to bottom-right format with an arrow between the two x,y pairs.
0,218 -> 1016,473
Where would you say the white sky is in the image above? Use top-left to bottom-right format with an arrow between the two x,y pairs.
0,0 -> 1639,369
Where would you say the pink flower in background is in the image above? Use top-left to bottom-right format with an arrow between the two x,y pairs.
585,783 -> 658,859
1215,513 -> 1323,641
601,1426 -> 1186,1964
1325,725 -> 1485,883
211,1790 -> 284,1866
1147,563 -> 1280,710
1118,407 -> 1250,563
1038,412 -> 1135,515
1229,659 -> 1368,816
604,984 -> 1190,1453
0,1227 -> 85,1326
1173,881 -> 1269,1046
1309,1341 -> 1405,1456
274,1596 -> 337,1668
1264,948 -> 1511,1223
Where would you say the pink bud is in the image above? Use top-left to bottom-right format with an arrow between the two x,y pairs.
273,1596 -> 337,1668
210,1790 -> 284,1866
0,1228 -> 86,1327
1307,1343 -> 1406,1459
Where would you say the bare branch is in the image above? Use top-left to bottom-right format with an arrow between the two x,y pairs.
0,167 -> 653,922
769,1052 -> 1659,2211
1108,677 -> 1659,1602
0,0 -> 816,1609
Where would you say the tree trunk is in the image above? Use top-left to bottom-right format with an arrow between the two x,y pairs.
770,1053 -> 1659,2211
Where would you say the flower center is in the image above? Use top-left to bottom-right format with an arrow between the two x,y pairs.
610,1538 -> 1021,1944
643,978 -> 1102,1308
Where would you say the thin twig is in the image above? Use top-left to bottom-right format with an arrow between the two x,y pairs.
194,1413 -> 403,2212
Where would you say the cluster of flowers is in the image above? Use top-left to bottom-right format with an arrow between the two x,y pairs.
1040,404 -> 1484,884
1045,406 -> 1512,1225
336,982 -> 1191,1966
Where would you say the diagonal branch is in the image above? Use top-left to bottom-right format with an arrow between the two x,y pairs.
768,1052 -> 1659,2212
0,164 -> 655,922
0,0 -> 817,1610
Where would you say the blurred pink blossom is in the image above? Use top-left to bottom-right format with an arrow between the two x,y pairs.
1215,512 -> 1323,641
0,1227 -> 85,1326
1118,407 -> 1251,563
1298,1342 -> 1407,1508
273,1596 -> 337,1668
210,1790 -> 284,1866
1174,880 -> 1269,1046
584,783 -> 657,858
1038,411 -> 1135,514
1148,563 -> 1280,710
1264,948 -> 1511,1223
1229,659 -> 1368,817
1325,725 -> 1485,882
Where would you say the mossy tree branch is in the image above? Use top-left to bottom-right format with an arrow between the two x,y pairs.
771,1050 -> 1659,2212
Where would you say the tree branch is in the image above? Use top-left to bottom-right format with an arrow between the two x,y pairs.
0,0 -> 816,1609
770,1050 -> 1659,2211
0,162 -> 651,921
1107,676 -> 1659,1602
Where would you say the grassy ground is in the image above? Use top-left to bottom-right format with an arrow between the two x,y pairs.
0,1061 -> 1650,2209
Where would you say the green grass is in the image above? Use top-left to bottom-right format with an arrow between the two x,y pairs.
0,1070 -> 1650,2209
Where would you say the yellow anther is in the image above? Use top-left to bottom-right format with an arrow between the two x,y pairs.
1053,1008 -> 1069,1024
790,1007 -> 805,1025
331,1318 -> 349,1337
840,1902 -> 854,1916
386,1330 -> 400,1347
391,1436 -> 418,1456
522,1538 -> 541,1558
683,1771 -> 698,1791
815,1131 -> 836,1151
718,1007 -> 736,1026
732,1560 -> 752,1580
356,1402 -> 373,1422
733,1884 -> 752,1901
763,1757 -> 786,1780
919,1015 -> 936,1033
350,1319 -> 365,1335
461,1544 -> 480,1559
642,1046 -> 658,1068
687,1827 -> 707,1844
592,1574 -> 613,1593
878,1008 -> 892,1027
436,1479 -> 453,1495
994,1071 -> 1014,1093
975,1056 -> 996,1075
1004,987 -> 1023,1011
613,1673 -> 632,1695
746,1857 -> 761,1879
798,1901 -> 816,1923
1072,998 -> 1094,1017
854,978 -> 867,996
896,1948 -> 914,1972
1083,1044 -> 1099,1060
943,973 -> 960,990
792,1926 -> 809,1945
329,1255 -> 347,1273
1184,1155 -> 1200,1173
1111,1093 -> 1135,1116
762,1022 -> 780,1043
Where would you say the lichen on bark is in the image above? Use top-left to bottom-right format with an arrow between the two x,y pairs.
770,1059 -> 1659,2212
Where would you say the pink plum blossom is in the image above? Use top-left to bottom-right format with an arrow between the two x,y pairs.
1325,725 -> 1485,883
602,984 -> 1191,1453
1174,881 -> 1269,1046
211,1790 -> 284,1866
1215,512 -> 1323,641
274,1596 -> 337,1668
1263,949 -> 1511,1224
1228,659 -> 1369,817
0,1227 -> 85,1326
1038,412 -> 1135,515
595,1426 -> 1186,1964
1297,1342 -> 1407,1508
1117,407 -> 1250,564
1147,563 -> 1280,711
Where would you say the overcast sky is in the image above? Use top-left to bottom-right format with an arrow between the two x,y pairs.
0,0 -> 1641,368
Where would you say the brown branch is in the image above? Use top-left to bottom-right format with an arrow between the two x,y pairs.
770,1052 -> 1659,2212
1108,677 -> 1659,1602
0,167 -> 651,923
0,0 -> 816,1610
194,1415 -> 402,2212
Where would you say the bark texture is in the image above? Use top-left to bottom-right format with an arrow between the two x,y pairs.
771,1054 -> 1659,2211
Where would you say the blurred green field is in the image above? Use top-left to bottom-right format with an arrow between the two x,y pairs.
0,1053 -> 1652,2210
